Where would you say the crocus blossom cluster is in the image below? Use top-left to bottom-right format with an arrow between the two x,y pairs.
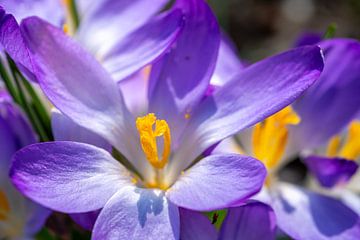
0,0 -> 359,239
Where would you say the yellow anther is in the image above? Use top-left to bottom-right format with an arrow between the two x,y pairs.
63,24 -> 70,35
326,135 -> 341,157
61,0 -> 70,6
339,121 -> 360,160
0,190 -> 10,221
185,113 -> 190,119
252,106 -> 300,169
136,113 -> 171,169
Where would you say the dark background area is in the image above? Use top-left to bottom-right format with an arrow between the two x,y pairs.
209,0 -> 360,61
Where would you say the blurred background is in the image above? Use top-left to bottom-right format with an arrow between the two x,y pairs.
208,0 -> 360,61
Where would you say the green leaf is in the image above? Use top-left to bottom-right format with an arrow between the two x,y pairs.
323,23 -> 337,39
205,209 -> 228,230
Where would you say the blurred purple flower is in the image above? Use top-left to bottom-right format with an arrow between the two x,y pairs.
219,37 -> 360,239
0,90 -> 50,239
0,0 -> 183,83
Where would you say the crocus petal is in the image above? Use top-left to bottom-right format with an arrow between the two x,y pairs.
118,70 -> 149,116
294,32 -> 322,47
70,210 -> 101,231
171,45 -> 323,172
0,99 -> 35,171
291,39 -> 360,149
0,116 -> 16,172
148,0 -> 220,143
23,198 -> 51,235
77,0 -> 168,56
92,186 -> 179,240
219,201 -> 276,240
166,154 -> 266,211
273,183 -> 360,240
210,35 -> 244,87
0,0 -> 63,25
341,190 -> 360,216
304,155 -> 358,188
179,208 -> 217,240
10,141 -> 132,213
52,110 -> 111,152
0,179 -> 49,238
0,10 -> 36,81
101,9 -> 184,82
20,17 -> 144,168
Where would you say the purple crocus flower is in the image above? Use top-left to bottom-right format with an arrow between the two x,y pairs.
291,37 -> 360,217
7,0 -> 323,238
219,38 -> 360,239
0,0 -> 183,84
0,91 -> 50,239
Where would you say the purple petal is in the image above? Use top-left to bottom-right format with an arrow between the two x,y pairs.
179,208 -> 217,240
0,179 -> 50,237
77,0 -> 168,57
51,110 -> 111,152
70,210 -> 100,231
292,39 -> 360,149
0,10 -> 36,81
294,32 -> 322,47
166,154 -> 266,211
171,45 -> 323,172
210,35 -> 244,87
20,17 -> 142,164
102,9 -> 184,81
92,186 -> 179,240
0,99 -> 36,171
10,141 -> 132,213
148,0 -> 220,142
118,70 -> 149,116
23,199 -> 51,235
342,190 -> 360,216
304,155 -> 358,188
0,114 -> 16,172
0,0 -> 63,26
273,183 -> 360,239
219,201 -> 276,240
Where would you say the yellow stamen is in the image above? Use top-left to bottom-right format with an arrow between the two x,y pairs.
136,113 -> 171,169
252,106 -> 300,169
0,190 -> 10,221
339,121 -> 360,160
185,113 -> 190,119
63,24 -> 70,35
326,135 -> 341,157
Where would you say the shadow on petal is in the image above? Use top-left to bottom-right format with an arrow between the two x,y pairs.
135,188 -> 165,227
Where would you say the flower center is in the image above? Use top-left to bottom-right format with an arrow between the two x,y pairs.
136,113 -> 171,169
252,106 -> 300,170
0,190 -> 10,221
326,121 -> 360,160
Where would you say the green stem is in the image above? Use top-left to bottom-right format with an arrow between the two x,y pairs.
0,57 -> 21,104
18,71 -> 53,140
65,0 -> 80,33
7,56 -> 50,141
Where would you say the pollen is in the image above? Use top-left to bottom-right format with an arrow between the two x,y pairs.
0,190 -> 10,221
185,113 -> 190,119
136,113 -> 171,169
252,106 -> 300,169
